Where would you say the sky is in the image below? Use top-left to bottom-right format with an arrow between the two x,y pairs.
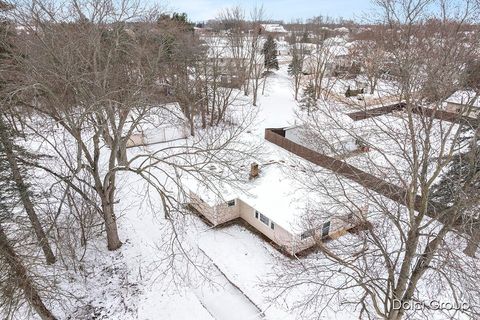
162,0 -> 377,23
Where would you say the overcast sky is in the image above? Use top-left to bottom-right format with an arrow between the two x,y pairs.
162,0 -> 377,22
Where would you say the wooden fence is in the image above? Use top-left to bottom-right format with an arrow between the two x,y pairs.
347,102 -> 478,127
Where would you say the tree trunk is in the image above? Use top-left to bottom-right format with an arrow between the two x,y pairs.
262,75 -> 267,95
116,140 -> 128,166
101,196 -> 122,251
464,231 -> 480,257
0,225 -> 57,320
0,122 -> 56,265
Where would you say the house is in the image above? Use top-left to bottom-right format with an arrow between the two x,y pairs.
186,141 -> 368,255
276,40 -> 290,56
203,36 -> 264,88
444,90 -> 480,118
333,27 -> 350,35
302,38 -> 352,75
260,23 -> 288,41
126,103 -> 190,147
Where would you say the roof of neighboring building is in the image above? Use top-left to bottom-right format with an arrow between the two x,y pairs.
445,90 -> 480,108
334,27 -> 350,33
203,36 -> 265,59
261,24 -> 288,33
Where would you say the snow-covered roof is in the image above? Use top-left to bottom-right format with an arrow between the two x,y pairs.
305,44 -> 350,60
329,45 -> 349,57
261,24 -> 287,33
185,139 -> 364,234
203,36 -> 264,59
305,37 -> 350,58
445,90 -> 480,108
276,40 -> 290,50
334,27 -> 349,33
324,36 -> 348,46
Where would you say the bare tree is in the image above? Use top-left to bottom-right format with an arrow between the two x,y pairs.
289,50 -> 304,101
351,34 -> 387,94
8,0 -> 175,250
268,1 -> 480,319
9,0 -> 260,256
303,16 -> 338,99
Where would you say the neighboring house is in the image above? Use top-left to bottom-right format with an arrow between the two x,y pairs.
260,23 -> 288,41
276,40 -> 290,56
333,27 -> 350,35
289,42 -> 316,56
302,38 -> 353,75
187,141 -> 368,255
444,90 -> 480,118
126,103 -> 190,147
193,26 -> 214,36
203,36 -> 264,88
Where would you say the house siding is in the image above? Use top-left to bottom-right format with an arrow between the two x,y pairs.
189,191 -> 361,255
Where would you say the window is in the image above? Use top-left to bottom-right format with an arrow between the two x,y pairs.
301,229 -> 314,240
322,221 -> 331,238
227,200 -> 235,207
270,222 -> 275,230
255,210 -> 270,226
259,213 -> 270,226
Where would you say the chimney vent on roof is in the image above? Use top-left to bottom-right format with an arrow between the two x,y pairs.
250,163 -> 259,180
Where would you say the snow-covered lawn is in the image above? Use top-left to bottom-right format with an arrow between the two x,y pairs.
197,223 -> 356,320
43,62 -> 448,320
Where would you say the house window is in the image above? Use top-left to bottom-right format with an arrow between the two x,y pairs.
301,229 -> 314,240
227,200 -> 235,207
259,213 -> 270,226
255,210 -> 270,226
322,221 -> 331,238
270,222 -> 275,230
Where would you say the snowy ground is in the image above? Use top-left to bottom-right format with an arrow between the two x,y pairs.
43,64 -> 312,320
41,63 -> 429,320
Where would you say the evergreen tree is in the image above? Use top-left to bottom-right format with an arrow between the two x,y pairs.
288,52 -> 303,76
299,82 -> 318,115
431,127 -> 480,204
430,126 -> 480,256
301,31 -> 309,43
262,34 -> 279,71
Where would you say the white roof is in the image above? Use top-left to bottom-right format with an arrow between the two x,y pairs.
203,36 -> 264,59
185,139 -> 365,234
446,90 -> 479,108
334,27 -> 349,33
306,38 -> 350,58
261,24 -> 287,33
